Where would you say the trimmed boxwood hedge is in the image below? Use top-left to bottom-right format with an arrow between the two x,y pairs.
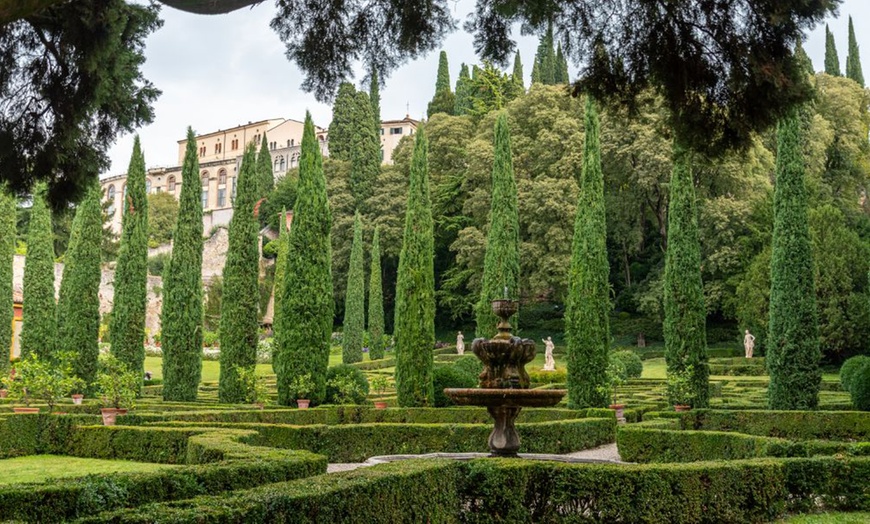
683,409 -> 870,440
77,456 -> 870,523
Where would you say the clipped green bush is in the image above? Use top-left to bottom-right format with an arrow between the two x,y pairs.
611,350 -> 643,379
325,364 -> 369,405
840,355 -> 870,393
849,361 -> 870,411
432,365 -> 476,407
453,355 -> 484,380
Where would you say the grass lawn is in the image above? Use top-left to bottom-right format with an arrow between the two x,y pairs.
0,455 -> 175,485
778,513 -> 870,523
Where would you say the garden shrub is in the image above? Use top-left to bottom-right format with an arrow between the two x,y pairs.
528,368 -> 567,384
349,357 -> 396,370
432,365 -> 477,407
453,354 -> 484,379
708,357 -> 767,376
849,360 -> 870,411
684,409 -> 870,440
611,350 -> 643,379
840,355 -> 870,392
325,364 -> 369,405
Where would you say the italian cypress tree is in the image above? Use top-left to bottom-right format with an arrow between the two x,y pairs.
795,39 -> 815,76
161,127 -> 204,401
367,226 -> 385,360
110,137 -> 148,377
555,43 -> 568,83
257,132 -> 273,196
846,16 -> 864,87
565,98 -> 611,408
512,51 -> 524,91
350,91 -> 380,212
342,212 -> 365,364
21,182 -> 56,360
768,110 -> 821,410
0,188 -> 15,374
272,208 -> 290,337
454,64 -> 472,116
369,66 -> 381,127
57,182 -> 102,391
428,50 -> 455,116
475,113 -> 520,339
328,82 -> 357,161
218,143 -> 261,403
531,59 -> 541,84
535,21 -> 556,85
663,145 -> 710,408
825,24 -> 841,76
274,113 -> 333,406
394,127 -> 435,407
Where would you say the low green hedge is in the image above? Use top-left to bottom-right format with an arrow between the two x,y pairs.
708,357 -> 767,376
348,357 -> 396,370
684,409 -> 870,440
78,457 -> 870,523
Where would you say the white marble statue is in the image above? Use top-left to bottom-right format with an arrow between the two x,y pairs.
542,336 -> 556,371
456,331 -> 465,355
744,330 -> 755,359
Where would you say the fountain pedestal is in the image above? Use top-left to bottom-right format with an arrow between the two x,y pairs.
445,299 -> 567,457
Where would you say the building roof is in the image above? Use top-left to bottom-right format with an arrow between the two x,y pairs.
381,115 -> 420,126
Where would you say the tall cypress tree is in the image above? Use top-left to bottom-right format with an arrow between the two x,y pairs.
454,63 -> 472,116
350,91 -> 380,212
369,66 -> 381,128
342,212 -> 365,364
663,145 -> 710,408
475,113 -> 520,339
394,127 -> 435,407
57,182 -> 102,391
535,21 -> 556,85
328,82 -> 357,161
274,113 -> 333,406
272,208 -> 290,337
531,59 -> 541,84
110,137 -> 148,377
367,226 -> 385,361
825,24 -> 841,76
768,110 -> 821,410
218,143 -> 261,403
21,182 -> 56,360
0,188 -> 16,374
555,43 -> 568,83
795,39 -> 815,76
428,50 -> 455,117
257,132 -> 273,196
161,127 -> 204,401
512,51 -> 524,91
565,98 -> 612,408
846,16 -> 864,87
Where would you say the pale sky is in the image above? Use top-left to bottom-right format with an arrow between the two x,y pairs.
103,0 -> 870,176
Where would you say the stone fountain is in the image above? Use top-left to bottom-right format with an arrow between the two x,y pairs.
444,299 -> 567,457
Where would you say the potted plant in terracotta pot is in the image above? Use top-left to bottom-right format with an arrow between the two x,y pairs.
288,373 -> 315,409
95,354 -> 139,425
236,365 -> 269,409
667,366 -> 696,412
603,358 -> 627,422
370,375 -> 391,409
7,353 -> 83,414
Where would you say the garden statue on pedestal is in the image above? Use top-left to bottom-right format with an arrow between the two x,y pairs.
542,337 -> 556,371
744,330 -> 755,358
456,331 -> 465,355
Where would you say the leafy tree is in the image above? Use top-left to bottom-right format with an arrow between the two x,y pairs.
565,98 -> 611,408
274,113 -> 333,406
261,170 -> 298,231
57,182 -> 102,392
454,64 -> 473,116
394,128 -> 435,407
147,192 -> 179,246
218,143 -> 260,403
161,127 -> 204,401
825,24 -> 841,77
511,50 -> 524,91
846,16 -> 864,87
109,137 -> 148,378
428,50 -> 455,117
475,113 -> 520,338
795,39 -> 815,76
350,91 -> 380,212
663,146 -> 709,408
257,132 -> 273,197
342,212 -> 365,364
368,226 -> 385,360
369,65 -> 381,127
768,110 -> 821,410
0,0 -> 161,207
0,188 -> 15,374
20,182 -> 56,360
328,83 -> 357,162
467,62 -> 516,118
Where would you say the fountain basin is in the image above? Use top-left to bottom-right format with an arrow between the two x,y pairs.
444,388 -> 566,408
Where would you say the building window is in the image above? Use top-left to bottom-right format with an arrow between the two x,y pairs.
145,179 -> 151,193
278,156 -> 285,172
288,139 -> 292,147
215,142 -> 222,154
199,145 -> 206,157
201,171 -> 209,186
167,175 -> 176,192
231,138 -> 239,150
217,188 -> 226,207
106,184 -> 116,201
380,128 -> 384,135
218,169 -> 227,185
202,189 -> 208,208
390,127 -> 403,135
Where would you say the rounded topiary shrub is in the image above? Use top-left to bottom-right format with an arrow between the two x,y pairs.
325,364 -> 370,405
849,361 -> 870,411
611,350 -> 643,379
432,365 -> 477,407
453,355 -> 483,380
840,355 -> 870,393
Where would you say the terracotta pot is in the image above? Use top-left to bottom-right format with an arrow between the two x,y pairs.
673,404 -> 692,412
100,408 -> 127,426
296,399 -> 310,410
609,404 -> 626,420
13,407 -> 39,414
253,403 -> 265,410
374,401 -> 388,410
71,394 -> 84,405
0,389 -> 7,398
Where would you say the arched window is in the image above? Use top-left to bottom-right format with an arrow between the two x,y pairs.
201,171 -> 209,186
202,188 -> 208,209
218,169 -> 227,185
273,157 -> 279,171
145,178 -> 151,194
167,175 -> 176,192
106,184 -> 116,200
278,156 -> 285,172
